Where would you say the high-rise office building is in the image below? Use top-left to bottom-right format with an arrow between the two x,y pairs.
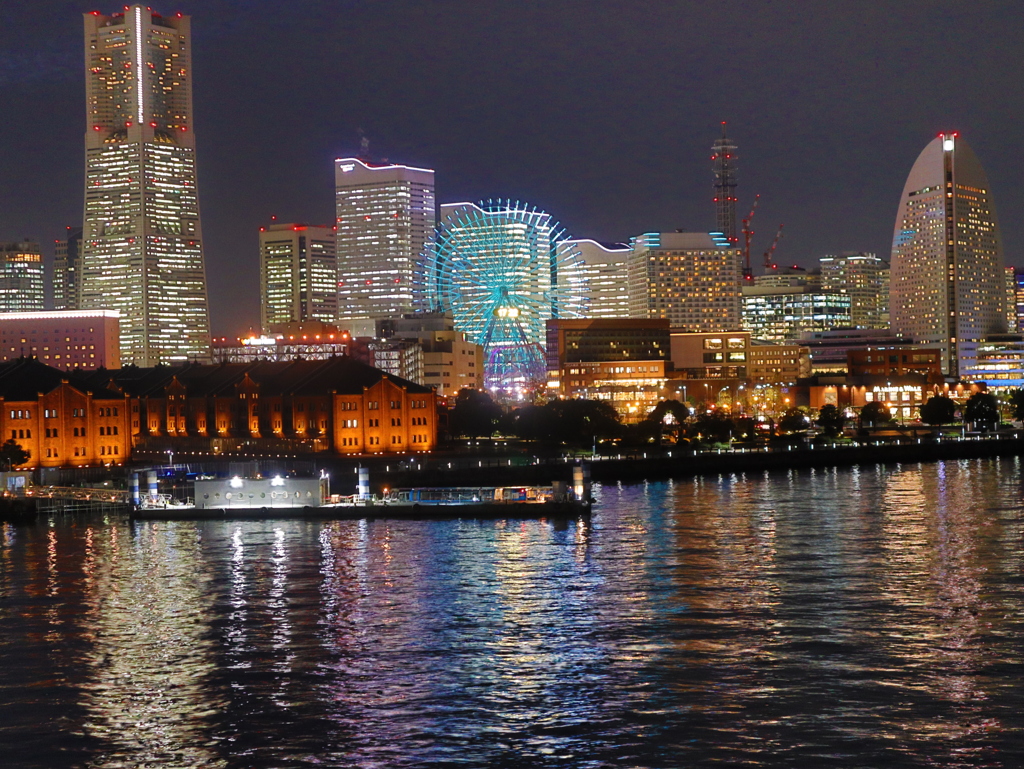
890,133 -> 1005,377
563,239 -> 630,318
0,242 -> 45,312
819,252 -> 889,329
80,6 -> 211,366
54,227 -> 83,310
627,232 -> 743,331
335,157 -> 435,323
741,284 -> 852,342
259,224 -> 338,330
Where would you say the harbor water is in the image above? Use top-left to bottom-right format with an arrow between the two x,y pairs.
3,457 -> 1024,767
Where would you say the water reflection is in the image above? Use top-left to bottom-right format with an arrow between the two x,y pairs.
2,461 -> 1024,767
78,522 -> 225,767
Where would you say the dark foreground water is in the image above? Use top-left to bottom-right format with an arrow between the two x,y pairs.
3,458 -> 1024,768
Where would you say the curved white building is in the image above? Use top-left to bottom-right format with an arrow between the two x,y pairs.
890,133 -> 1005,377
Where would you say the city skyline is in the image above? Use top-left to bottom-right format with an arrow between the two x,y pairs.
1,1 -> 1022,336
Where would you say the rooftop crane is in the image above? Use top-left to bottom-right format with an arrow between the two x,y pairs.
762,224 -> 785,270
740,194 -> 760,280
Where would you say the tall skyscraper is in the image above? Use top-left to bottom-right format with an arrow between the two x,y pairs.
0,241 -> 45,312
335,158 -> 435,324
53,227 -> 83,310
259,223 -> 338,330
819,252 -> 889,329
890,133 -> 1005,377
81,6 -> 211,366
627,232 -> 743,332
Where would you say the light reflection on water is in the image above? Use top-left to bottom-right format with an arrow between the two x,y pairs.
2,459 -> 1024,766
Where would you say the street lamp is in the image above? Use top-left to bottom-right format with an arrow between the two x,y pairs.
166,449 -> 174,467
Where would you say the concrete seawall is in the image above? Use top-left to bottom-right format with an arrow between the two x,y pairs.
364,436 -> 1024,490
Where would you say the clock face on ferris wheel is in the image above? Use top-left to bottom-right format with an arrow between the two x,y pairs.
423,200 -> 587,392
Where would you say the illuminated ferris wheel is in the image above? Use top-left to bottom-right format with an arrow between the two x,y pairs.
423,200 -> 587,392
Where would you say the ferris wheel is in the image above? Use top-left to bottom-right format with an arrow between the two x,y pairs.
423,200 -> 587,392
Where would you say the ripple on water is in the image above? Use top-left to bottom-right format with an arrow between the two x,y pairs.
2,460 -> 1024,766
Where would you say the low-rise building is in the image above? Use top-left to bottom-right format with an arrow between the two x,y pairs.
0,310 -> 120,369
847,347 -> 943,379
0,358 -> 130,468
546,318 -> 669,421
381,313 -> 484,397
798,329 -> 918,374
669,330 -> 809,413
967,334 -> 1024,388
81,357 -> 438,456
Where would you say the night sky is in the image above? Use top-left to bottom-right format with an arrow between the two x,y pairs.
1,0 -> 1022,336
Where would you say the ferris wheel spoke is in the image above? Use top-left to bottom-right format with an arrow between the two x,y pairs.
427,200 -> 586,391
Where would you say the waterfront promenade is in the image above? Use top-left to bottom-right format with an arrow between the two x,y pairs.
314,430 -> 1024,492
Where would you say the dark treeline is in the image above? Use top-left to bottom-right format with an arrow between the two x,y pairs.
445,389 -> 1023,449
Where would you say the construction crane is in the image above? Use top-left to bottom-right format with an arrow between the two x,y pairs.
741,194 -> 760,280
762,224 -> 785,270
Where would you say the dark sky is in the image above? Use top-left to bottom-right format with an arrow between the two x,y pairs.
1,1 -> 1022,336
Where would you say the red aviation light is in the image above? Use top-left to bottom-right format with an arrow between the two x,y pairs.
125,120 -> 132,127
149,121 -> 157,127
93,125 -> 102,131
180,125 -> 187,132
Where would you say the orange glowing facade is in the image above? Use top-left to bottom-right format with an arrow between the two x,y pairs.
0,358 -> 130,468
83,356 -> 438,456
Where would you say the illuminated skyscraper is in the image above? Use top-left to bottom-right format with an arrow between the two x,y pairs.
561,239 -> 630,318
259,223 -> 338,330
890,133 -> 1005,377
0,241 -> 45,312
334,158 -> 435,324
80,6 -> 211,366
627,232 -> 743,331
819,252 -> 889,329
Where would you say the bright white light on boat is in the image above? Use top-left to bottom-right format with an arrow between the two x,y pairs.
271,476 -> 285,487
230,476 -> 243,489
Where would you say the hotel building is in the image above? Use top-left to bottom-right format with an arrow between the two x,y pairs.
259,223 -> 338,329
335,157 -> 435,323
0,242 -> 45,312
890,133 -> 1006,377
80,6 -> 211,366
563,239 -> 630,318
627,232 -> 743,331
0,310 -> 120,369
